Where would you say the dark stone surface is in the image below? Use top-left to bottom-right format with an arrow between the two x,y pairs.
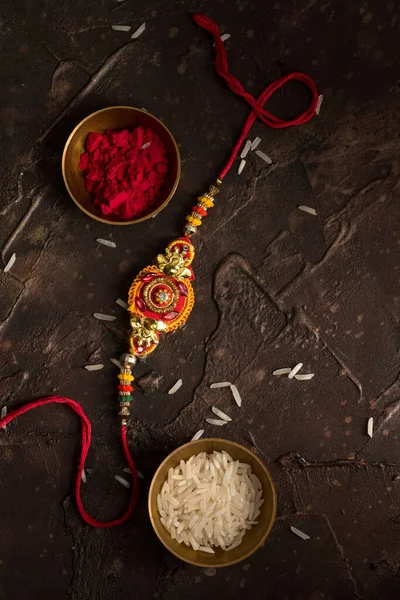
0,1 -> 399,598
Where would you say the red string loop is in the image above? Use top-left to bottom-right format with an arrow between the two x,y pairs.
193,14 -> 319,180
0,396 -> 139,528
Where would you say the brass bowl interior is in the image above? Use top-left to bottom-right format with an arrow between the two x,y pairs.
62,106 -> 181,225
148,438 -> 276,568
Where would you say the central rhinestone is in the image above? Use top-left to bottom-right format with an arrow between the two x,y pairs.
158,291 -> 168,302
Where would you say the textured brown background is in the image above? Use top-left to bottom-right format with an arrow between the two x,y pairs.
0,0 -> 399,598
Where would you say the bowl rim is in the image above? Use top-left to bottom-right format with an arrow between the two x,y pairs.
148,438 -> 277,568
61,105 -> 181,226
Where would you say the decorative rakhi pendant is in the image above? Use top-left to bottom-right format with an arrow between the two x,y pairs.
128,237 -> 195,356
117,181 -> 221,423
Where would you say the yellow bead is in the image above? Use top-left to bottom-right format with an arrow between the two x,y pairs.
118,374 -> 134,382
190,217 -> 202,227
198,196 -> 214,208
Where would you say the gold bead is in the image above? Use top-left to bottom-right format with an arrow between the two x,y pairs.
119,406 -> 130,417
121,418 -> 128,426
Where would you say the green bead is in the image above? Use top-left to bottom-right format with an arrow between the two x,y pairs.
121,395 -> 133,403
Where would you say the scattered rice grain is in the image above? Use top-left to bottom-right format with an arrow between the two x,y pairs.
255,150 -> 272,164
240,140 -> 252,159
294,373 -> 315,380
272,368 -> 292,376
110,358 -> 123,369
298,205 -> 317,216
220,33 -> 231,42
250,137 -> 261,151
85,364 -> 104,371
3,253 -> 16,273
168,379 -> 183,394
288,363 -> 303,379
367,417 -> 374,438
238,159 -> 246,175
96,238 -> 116,248
211,406 -> 232,422
316,94 -> 323,115
1,406 -> 7,430
141,142 -> 151,149
205,418 -> 227,426
210,382 -> 231,389
131,22 -> 146,39
115,475 -> 130,488
230,384 -> 242,407
290,526 -> 310,540
191,429 -> 204,441
111,25 -> 131,32
93,313 -> 117,321
81,469 -> 86,483
115,298 -> 128,309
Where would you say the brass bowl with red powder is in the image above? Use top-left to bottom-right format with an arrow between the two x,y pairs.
62,106 -> 181,225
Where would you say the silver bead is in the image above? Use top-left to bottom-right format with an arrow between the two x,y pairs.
184,224 -> 197,235
120,353 -> 137,367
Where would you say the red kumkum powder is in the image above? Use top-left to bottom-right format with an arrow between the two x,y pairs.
78,127 -> 168,219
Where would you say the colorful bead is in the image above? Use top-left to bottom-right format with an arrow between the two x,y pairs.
186,215 -> 202,227
192,206 -> 207,217
121,395 -> 133,403
198,196 -> 214,208
118,373 -> 134,381
184,224 -> 197,236
118,384 -> 134,392
120,353 -> 137,367
119,406 -> 130,417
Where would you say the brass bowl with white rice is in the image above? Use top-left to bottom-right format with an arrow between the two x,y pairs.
148,439 -> 276,567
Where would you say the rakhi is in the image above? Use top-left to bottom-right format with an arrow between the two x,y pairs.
0,15 -> 318,527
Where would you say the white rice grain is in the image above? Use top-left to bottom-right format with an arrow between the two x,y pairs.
115,475 -> 130,488
230,384 -> 242,407
250,137 -> 261,151
205,418 -> 227,426
81,469 -> 87,483
141,142 -> 151,149
238,159 -> 246,175
115,298 -> 128,310
210,382 -> 231,389
111,25 -> 131,32
220,33 -> 231,42
199,546 -> 215,554
168,379 -> 183,394
288,363 -> 303,379
1,406 -> 7,430
131,22 -> 146,39
157,452 -> 263,552
93,313 -> 117,321
316,94 -> 323,115
85,364 -> 104,371
290,526 -> 310,540
240,140 -> 252,159
96,238 -> 116,248
294,373 -> 315,380
191,429 -> 204,441
110,358 -> 123,369
3,253 -> 16,273
255,150 -> 272,164
367,417 -> 374,438
298,205 -> 317,216
212,407 -> 232,422
272,368 -> 292,376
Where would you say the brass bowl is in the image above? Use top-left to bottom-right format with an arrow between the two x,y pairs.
148,438 -> 276,568
62,106 -> 181,225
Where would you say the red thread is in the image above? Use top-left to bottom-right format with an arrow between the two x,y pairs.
193,14 -> 319,180
0,396 -> 139,528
